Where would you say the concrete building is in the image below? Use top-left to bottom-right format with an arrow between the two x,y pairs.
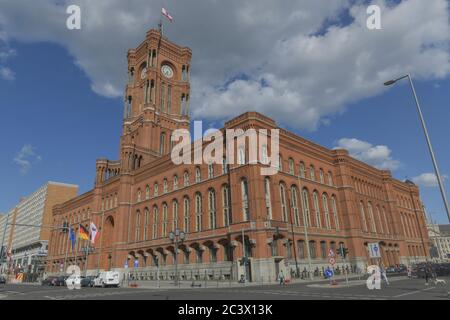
46,28 -> 430,282
1,182 -> 78,275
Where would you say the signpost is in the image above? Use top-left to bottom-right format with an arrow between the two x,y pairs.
368,243 -> 381,258
328,250 -> 337,285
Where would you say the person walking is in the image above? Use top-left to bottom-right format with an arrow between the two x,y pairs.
278,270 -> 285,285
407,265 -> 412,279
380,265 -> 389,286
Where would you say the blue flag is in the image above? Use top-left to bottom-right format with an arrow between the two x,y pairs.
69,228 -> 76,251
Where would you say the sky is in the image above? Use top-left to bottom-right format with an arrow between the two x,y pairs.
0,0 -> 449,223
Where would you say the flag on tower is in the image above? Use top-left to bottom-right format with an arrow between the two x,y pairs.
89,222 -> 99,245
78,224 -> 89,241
69,228 -> 76,251
161,8 -> 173,22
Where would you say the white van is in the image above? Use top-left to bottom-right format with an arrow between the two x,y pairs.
93,271 -> 120,288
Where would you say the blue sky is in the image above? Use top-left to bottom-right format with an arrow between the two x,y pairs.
0,0 -> 449,224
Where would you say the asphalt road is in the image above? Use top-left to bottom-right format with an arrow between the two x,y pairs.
1,277 -> 449,300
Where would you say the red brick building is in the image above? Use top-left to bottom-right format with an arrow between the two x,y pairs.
46,29 -> 430,282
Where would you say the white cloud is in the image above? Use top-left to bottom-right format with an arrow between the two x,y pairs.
0,67 -> 15,80
412,173 -> 449,187
0,0 -> 449,129
335,138 -> 401,171
13,144 -> 42,175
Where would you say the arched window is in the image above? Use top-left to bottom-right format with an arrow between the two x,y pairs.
208,163 -> 214,179
222,157 -> 228,174
160,133 -> 166,155
238,147 -> 246,165
309,241 -> 317,259
376,206 -> 384,234
368,202 -> 376,233
382,207 -> 390,234
291,185 -> 300,226
328,172 -> 333,186
152,207 -> 158,239
279,183 -> 288,222
184,171 -> 190,187
222,185 -> 231,227
183,197 -> 190,233
154,183 -> 159,196
163,179 -> 168,193
299,162 -> 306,178
135,210 -> 141,242
208,189 -> 216,229
173,201 -> 179,231
264,177 -> 272,220
288,158 -> 295,175
322,194 -> 331,229
137,189 -> 142,202
195,167 -> 201,183
331,196 -> 339,231
145,185 -> 150,200
160,83 -> 166,112
360,202 -> 368,232
241,179 -> 250,221
301,189 -> 311,227
173,175 -> 178,190
261,145 -> 268,164
278,155 -> 283,172
144,208 -> 149,241
310,165 -> 315,181
195,193 -> 202,232
319,169 -> 324,184
162,203 -> 168,237
313,191 -> 322,228
167,85 -> 172,114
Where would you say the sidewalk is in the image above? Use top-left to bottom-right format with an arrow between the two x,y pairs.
307,276 -> 407,288
120,274 -> 372,290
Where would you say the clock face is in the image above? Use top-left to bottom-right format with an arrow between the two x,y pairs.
140,67 -> 147,80
161,64 -> 174,79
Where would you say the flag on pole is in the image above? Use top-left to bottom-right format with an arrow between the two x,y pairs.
89,222 -> 99,245
69,228 -> 76,251
161,8 -> 173,22
78,224 -> 89,241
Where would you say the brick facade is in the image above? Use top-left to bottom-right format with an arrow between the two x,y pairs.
46,29 -> 430,282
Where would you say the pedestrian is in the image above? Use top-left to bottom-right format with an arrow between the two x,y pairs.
407,265 -> 412,279
380,265 -> 389,285
278,270 -> 285,285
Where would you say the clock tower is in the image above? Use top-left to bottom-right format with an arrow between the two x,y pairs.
120,29 -> 192,171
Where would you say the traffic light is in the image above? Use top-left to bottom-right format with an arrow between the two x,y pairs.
337,247 -> 349,258
62,221 -> 69,233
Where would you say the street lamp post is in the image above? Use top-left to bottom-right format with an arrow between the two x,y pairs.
169,229 -> 185,287
384,74 -> 450,223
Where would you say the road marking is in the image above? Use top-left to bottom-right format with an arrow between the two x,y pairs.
393,286 -> 435,298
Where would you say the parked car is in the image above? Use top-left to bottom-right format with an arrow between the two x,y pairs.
0,275 -> 6,284
54,275 -> 69,286
93,271 -> 120,288
81,275 -> 96,287
41,276 -> 58,286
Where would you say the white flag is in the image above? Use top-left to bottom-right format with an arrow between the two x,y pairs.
89,222 -> 99,244
161,8 -> 173,22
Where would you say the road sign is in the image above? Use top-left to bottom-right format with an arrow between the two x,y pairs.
328,249 -> 335,257
368,242 -> 381,258
328,257 -> 336,265
134,259 -> 139,268
324,269 -> 334,278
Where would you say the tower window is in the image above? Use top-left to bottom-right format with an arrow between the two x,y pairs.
160,133 -> 166,155
160,83 -> 165,112
167,85 -> 172,114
